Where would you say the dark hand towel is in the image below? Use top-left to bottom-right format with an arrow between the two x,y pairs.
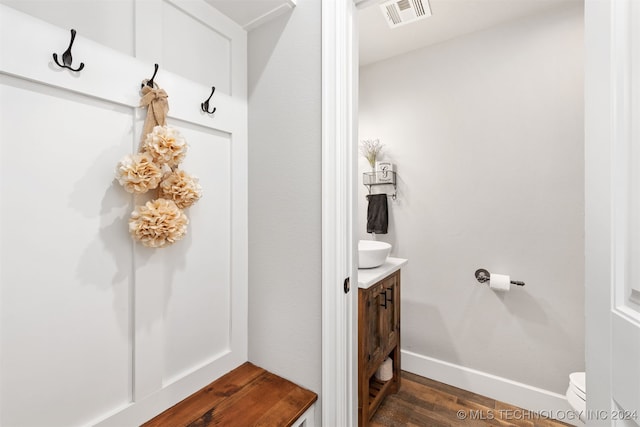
366,194 -> 388,234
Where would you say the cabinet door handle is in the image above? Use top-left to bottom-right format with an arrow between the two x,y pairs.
380,293 -> 388,309
385,287 -> 394,303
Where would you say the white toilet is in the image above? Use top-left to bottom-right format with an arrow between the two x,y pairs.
566,372 -> 586,424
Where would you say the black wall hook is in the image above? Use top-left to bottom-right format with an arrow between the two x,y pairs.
52,29 -> 85,72
142,63 -> 159,88
201,86 -> 217,114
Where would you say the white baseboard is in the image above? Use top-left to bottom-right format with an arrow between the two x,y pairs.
401,349 -> 579,426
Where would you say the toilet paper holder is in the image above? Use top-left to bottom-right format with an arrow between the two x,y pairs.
474,268 -> 525,286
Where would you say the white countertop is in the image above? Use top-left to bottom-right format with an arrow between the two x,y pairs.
358,257 -> 408,289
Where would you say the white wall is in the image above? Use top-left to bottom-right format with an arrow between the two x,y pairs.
358,3 -> 584,398
247,0 -> 322,423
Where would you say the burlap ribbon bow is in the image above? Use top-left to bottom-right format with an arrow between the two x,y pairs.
140,83 -> 169,141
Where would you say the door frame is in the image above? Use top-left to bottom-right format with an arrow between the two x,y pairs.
321,0 -> 358,425
584,0 -> 614,415
324,0 -> 633,424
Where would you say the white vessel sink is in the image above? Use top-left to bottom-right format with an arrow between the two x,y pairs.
358,240 -> 391,269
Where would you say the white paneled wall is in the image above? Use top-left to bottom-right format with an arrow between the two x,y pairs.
1,79 -> 135,427
160,1 -> 232,92
0,2 -> 247,426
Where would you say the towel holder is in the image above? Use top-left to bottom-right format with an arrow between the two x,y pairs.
363,171 -> 397,200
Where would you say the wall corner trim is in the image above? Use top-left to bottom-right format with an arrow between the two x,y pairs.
243,3 -> 295,32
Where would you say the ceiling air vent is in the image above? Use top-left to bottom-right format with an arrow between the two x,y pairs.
380,0 -> 432,28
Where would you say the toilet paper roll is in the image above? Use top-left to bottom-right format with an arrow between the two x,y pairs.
489,273 -> 511,291
375,357 -> 393,382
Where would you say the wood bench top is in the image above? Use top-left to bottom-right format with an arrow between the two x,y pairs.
142,362 -> 317,427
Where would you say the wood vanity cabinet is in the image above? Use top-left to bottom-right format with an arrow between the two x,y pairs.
358,270 -> 401,427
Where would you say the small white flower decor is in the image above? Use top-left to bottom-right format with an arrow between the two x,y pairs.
115,81 -> 202,248
360,138 -> 384,169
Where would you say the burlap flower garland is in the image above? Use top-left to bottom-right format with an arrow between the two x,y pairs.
115,81 -> 202,248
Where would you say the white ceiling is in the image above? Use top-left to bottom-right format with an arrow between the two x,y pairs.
359,0 -> 582,66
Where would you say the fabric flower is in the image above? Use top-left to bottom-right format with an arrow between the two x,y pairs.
158,169 -> 202,209
129,198 -> 188,248
142,125 -> 187,168
116,152 -> 162,194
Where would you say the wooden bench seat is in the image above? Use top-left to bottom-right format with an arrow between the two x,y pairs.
142,362 -> 317,427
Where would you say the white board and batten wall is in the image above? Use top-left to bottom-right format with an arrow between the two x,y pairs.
0,1 -> 247,426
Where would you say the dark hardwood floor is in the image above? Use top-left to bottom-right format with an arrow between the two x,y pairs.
370,371 -> 574,427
